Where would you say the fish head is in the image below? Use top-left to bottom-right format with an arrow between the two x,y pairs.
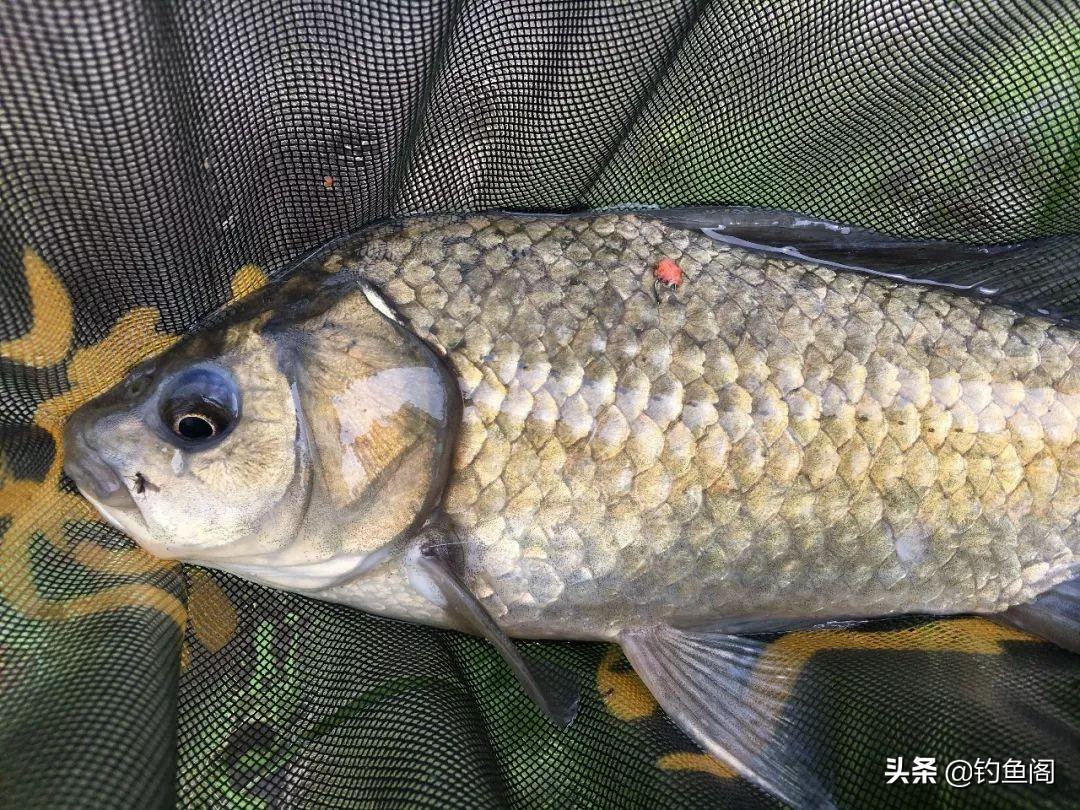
63,272 -> 460,589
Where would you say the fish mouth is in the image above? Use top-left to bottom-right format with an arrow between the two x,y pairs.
62,418 -> 136,512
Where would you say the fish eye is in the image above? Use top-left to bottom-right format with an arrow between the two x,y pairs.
157,367 -> 240,447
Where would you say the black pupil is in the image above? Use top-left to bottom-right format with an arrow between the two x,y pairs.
176,414 -> 216,440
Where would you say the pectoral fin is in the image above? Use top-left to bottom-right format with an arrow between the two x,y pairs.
413,541 -> 580,728
620,624 -> 834,809
997,577 -> 1080,655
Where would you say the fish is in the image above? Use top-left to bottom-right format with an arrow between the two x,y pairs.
63,211 -> 1080,807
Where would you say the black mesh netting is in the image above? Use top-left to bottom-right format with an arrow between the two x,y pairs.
0,1 -> 1078,807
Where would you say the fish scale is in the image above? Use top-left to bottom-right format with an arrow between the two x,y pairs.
344,212 -> 1080,640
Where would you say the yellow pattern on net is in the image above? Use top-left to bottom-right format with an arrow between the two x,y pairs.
0,250 -> 263,648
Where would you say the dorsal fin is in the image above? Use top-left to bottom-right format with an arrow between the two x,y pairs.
650,206 -> 1080,324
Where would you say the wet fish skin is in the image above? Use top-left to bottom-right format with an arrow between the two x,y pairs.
315,212 -> 1078,639
63,211 -> 1079,643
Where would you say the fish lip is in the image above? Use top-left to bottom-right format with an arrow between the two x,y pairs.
62,420 -> 136,511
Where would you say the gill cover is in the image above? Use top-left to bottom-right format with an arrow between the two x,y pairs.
280,274 -> 461,576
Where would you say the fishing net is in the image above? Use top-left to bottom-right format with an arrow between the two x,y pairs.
1,0 -> 1078,806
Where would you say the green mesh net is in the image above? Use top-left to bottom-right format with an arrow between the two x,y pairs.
1,1 -> 1078,807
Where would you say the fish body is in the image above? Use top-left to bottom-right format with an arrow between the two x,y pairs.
332,214 -> 1079,640
63,212 -> 1080,805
